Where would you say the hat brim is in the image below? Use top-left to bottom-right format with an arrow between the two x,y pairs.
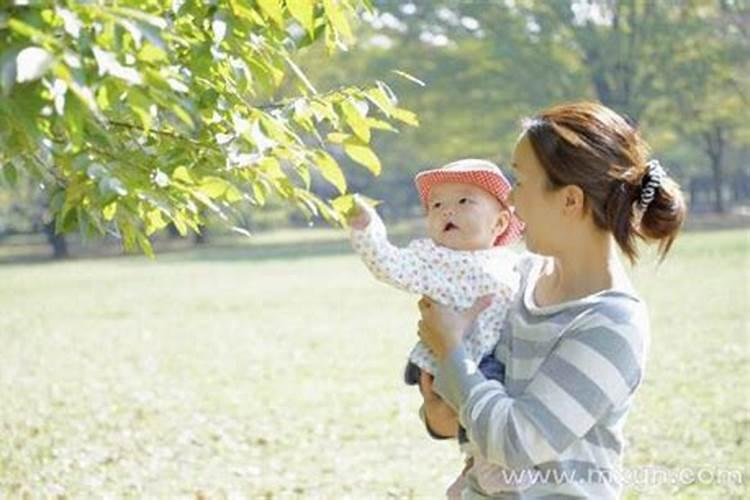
414,169 -> 525,247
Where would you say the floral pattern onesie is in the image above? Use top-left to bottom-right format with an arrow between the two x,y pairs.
350,206 -> 520,375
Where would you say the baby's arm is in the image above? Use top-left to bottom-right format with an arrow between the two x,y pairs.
347,195 -> 372,231
347,196 -> 441,297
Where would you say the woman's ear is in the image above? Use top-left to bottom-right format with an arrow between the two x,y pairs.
561,185 -> 585,217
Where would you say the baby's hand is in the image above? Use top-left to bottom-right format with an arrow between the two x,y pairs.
347,194 -> 371,230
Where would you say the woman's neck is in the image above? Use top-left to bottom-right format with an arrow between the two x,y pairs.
536,232 -> 624,306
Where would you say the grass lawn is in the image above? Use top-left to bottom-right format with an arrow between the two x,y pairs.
0,227 -> 747,499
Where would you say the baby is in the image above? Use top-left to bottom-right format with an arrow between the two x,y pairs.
346,159 -> 531,495
347,158 -> 523,380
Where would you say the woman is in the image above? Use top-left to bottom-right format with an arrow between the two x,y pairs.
416,102 -> 686,499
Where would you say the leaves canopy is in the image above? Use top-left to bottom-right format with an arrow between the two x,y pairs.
0,0 -> 417,256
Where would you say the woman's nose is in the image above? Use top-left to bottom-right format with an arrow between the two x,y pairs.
441,207 -> 455,217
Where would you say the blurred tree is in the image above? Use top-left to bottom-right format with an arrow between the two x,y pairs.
659,0 -> 750,213
0,0 -> 416,257
317,0 -> 749,214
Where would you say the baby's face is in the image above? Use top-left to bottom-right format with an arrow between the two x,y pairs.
425,182 -> 510,251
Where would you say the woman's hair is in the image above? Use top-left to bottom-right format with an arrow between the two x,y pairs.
521,101 -> 686,262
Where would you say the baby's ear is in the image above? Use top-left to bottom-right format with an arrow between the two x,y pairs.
494,209 -> 511,233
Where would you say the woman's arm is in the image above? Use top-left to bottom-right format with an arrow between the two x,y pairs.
419,297 -> 648,470
418,371 -> 459,439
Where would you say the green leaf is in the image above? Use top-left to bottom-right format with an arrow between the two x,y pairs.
323,0 -> 353,41
2,163 -> 18,187
198,176 -> 229,198
258,0 -> 285,27
7,19 -> 59,48
296,163 -> 311,189
229,0 -> 262,24
295,190 -> 319,217
331,193 -> 355,215
327,132 -> 349,143
136,232 -> 155,259
169,101 -> 195,129
144,208 -> 168,236
48,190 -> 65,214
313,150 -> 346,194
106,6 -> 167,30
119,222 -> 135,252
226,184 -> 243,203
366,118 -> 398,132
102,202 -> 117,221
391,107 -> 419,127
129,89 -> 153,134
191,188 -> 222,213
341,99 -> 370,142
391,69 -> 426,87
172,166 -> 193,184
64,93 -> 85,148
259,157 -> 285,179
343,137 -> 381,175
171,214 -> 188,236
287,0 -> 314,36
259,113 -> 293,145
138,43 -> 167,63
310,100 -> 336,123
314,197 -> 343,225
56,206 -> 79,234
252,180 -> 268,205
365,87 -> 395,117
95,83 -> 111,111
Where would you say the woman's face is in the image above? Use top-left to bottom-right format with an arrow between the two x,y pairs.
510,134 -> 567,256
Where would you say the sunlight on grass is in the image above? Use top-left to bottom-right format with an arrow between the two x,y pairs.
0,229 -> 747,498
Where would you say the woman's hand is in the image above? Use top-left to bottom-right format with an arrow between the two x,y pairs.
419,371 -> 458,438
417,294 -> 494,360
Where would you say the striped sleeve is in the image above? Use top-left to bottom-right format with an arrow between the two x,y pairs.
433,302 -> 649,470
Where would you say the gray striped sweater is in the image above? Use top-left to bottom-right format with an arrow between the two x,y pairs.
433,253 -> 650,499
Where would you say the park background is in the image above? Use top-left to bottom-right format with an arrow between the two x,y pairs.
0,1 -> 748,498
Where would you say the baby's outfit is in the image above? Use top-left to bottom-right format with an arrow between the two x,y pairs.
350,206 -> 533,498
350,205 -> 520,377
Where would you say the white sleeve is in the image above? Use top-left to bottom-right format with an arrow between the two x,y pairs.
350,207 -> 450,300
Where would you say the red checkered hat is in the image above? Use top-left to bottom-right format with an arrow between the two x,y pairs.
414,159 -> 524,246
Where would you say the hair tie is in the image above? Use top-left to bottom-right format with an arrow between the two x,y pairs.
639,160 -> 666,210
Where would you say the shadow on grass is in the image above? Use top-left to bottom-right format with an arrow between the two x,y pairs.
161,233 -> 419,264
1,209 -> 746,267
165,239 -> 355,263
0,233 -> 417,266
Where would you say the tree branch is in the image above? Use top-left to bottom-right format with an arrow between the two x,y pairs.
107,120 -> 210,148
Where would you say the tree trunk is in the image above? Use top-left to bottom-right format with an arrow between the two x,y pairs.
194,228 -> 208,245
44,221 -> 69,259
704,125 -> 726,214
710,154 -> 725,213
